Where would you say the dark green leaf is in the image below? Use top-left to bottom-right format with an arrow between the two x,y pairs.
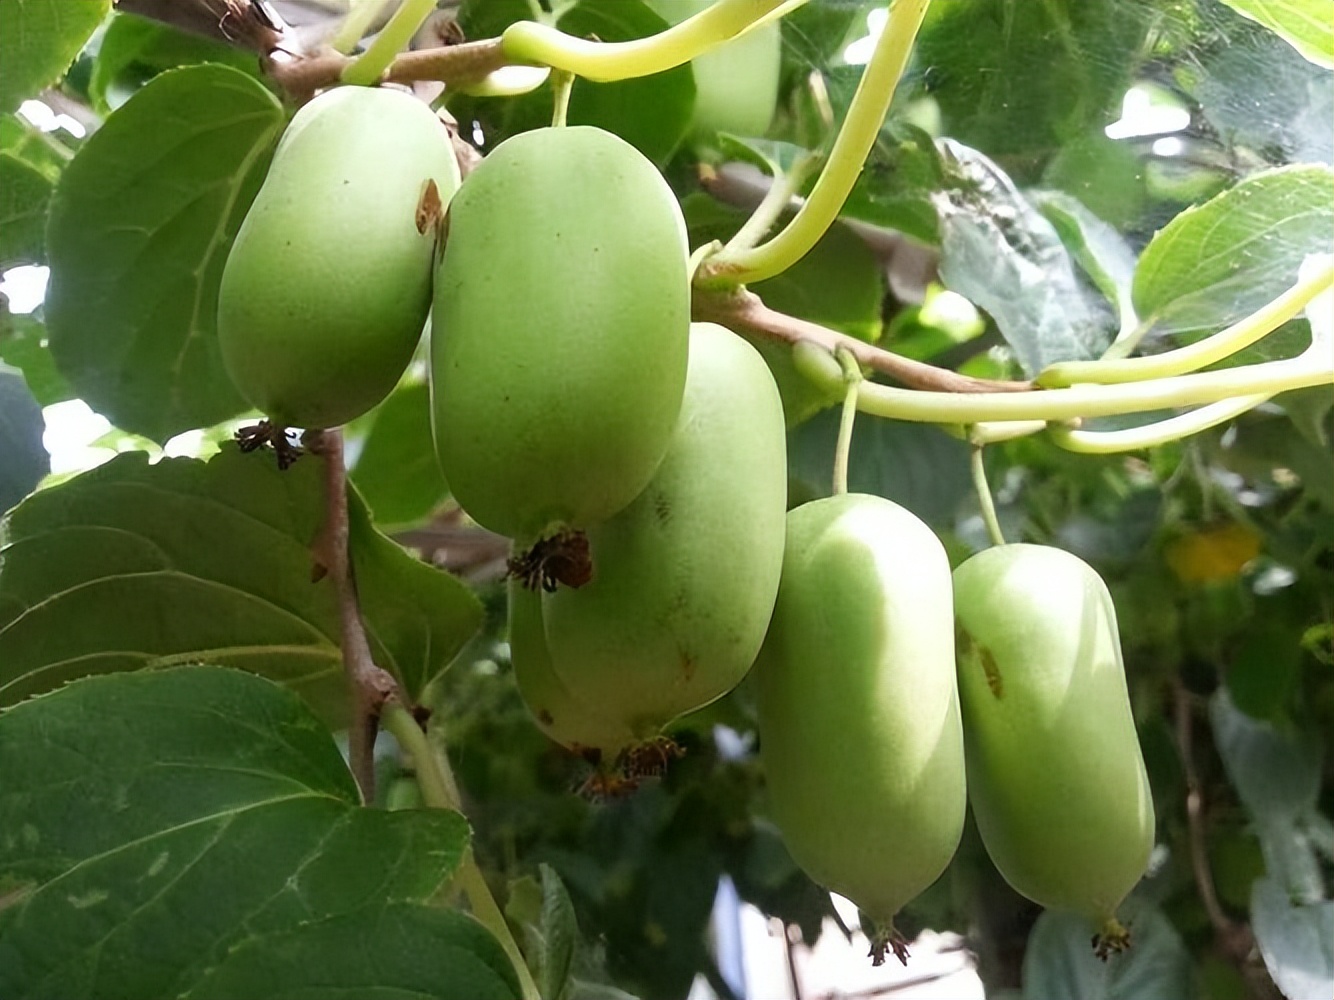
1021,906 -> 1193,1000
0,307 -> 71,406
457,0 -> 532,42
1210,691 -> 1320,823
186,903 -> 520,1000
788,407 -> 973,529
88,12 -> 262,114
935,142 -> 1118,375
0,0 -> 111,113
0,368 -> 47,512
556,0 -> 694,165
914,0 -> 1153,177
351,381 -> 449,529
1132,165 -> 1334,345
836,121 -> 943,245
0,112 -> 70,176
1216,0 -> 1334,69
0,445 -> 482,717
779,0 -> 875,84
1251,877 -> 1334,1000
0,152 -> 52,267
44,64 -> 285,442
1034,189 -> 1139,339
1042,134 -> 1149,230
0,666 -> 474,1000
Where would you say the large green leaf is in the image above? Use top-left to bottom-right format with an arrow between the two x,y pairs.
0,445 -> 482,717
0,368 -> 47,512
44,64 -> 285,442
0,0 -> 111,113
1217,0 -> 1334,69
1021,906 -> 1193,1000
88,12 -> 262,113
351,380 -> 449,529
0,151 -> 52,268
1132,165 -> 1334,344
186,903 -> 520,1000
0,307 -> 70,406
935,142 -> 1118,375
0,666 -> 494,1000
1252,876 -> 1334,1000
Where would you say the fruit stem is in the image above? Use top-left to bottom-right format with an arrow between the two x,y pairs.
1038,261 -> 1334,387
801,354 -> 1334,424
970,444 -> 1006,547
723,151 -> 821,255
500,0 -> 805,82
1049,393 -> 1273,454
382,701 -> 542,1000
833,349 -> 862,496
330,0 -> 382,55
696,0 -> 933,288
341,0 -> 437,86
550,69 -> 575,127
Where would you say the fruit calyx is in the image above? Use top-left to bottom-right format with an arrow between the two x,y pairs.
507,528 -> 593,592
235,420 -> 303,469
863,913 -> 911,967
1093,917 -> 1132,960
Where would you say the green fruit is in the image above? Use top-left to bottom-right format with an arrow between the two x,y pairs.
648,0 -> 781,138
507,578 -> 637,761
432,125 -> 689,544
953,543 -> 1154,948
540,322 -> 787,739
218,86 -> 459,429
755,493 -> 965,962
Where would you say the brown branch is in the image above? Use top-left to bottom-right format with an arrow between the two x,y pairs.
693,287 -> 1034,394
1173,681 -> 1254,962
266,38 -> 509,101
307,428 -> 401,803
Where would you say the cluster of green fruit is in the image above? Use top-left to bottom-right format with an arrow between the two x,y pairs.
215,84 -> 1153,967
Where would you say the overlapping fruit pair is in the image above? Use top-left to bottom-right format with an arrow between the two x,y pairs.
215,85 -> 1155,964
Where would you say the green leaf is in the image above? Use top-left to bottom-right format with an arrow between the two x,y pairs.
1251,876 -> 1334,1000
0,445 -> 482,717
1216,0 -> 1334,69
534,865 -> 579,1000
836,121 -> 943,246
1210,690 -> 1321,823
44,63 -> 285,442
935,142 -> 1118,376
555,0 -> 694,165
88,12 -> 262,113
0,666 -> 479,1000
0,307 -> 71,406
0,151 -> 53,267
0,0 -> 111,114
0,112 -> 70,176
788,408 -> 973,530
1132,165 -> 1334,345
351,380 -> 449,529
186,903 -> 521,1000
1021,906 -> 1193,1000
0,368 -> 47,512
1034,189 -> 1139,340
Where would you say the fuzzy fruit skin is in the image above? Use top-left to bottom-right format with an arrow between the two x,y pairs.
542,323 -> 786,737
755,494 -> 966,925
953,544 -> 1155,924
431,125 -> 689,543
218,86 -> 458,429
647,0 -> 781,138
508,579 -> 636,760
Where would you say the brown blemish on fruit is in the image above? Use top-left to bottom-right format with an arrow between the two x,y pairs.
653,492 -> 672,524
415,178 -> 442,235
507,529 -> 593,592
958,625 -> 1003,698
537,708 -> 554,726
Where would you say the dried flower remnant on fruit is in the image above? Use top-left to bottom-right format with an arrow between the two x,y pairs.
235,420 -> 302,469
507,529 -> 593,592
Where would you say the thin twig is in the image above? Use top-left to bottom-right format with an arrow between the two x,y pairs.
692,286 -> 1033,394
308,428 -> 400,803
267,38 -> 509,99
1173,681 -> 1254,962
